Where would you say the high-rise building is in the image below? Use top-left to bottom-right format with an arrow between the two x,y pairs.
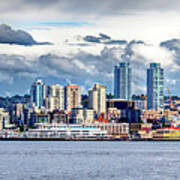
47,84 -> 65,111
30,79 -> 46,109
88,84 -> 106,115
147,63 -> 164,110
65,84 -> 81,112
114,62 -> 131,100
15,103 -> 23,118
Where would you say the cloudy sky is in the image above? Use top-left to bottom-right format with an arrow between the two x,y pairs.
0,0 -> 180,96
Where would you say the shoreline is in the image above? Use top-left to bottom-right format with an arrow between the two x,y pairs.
1,138 -> 180,141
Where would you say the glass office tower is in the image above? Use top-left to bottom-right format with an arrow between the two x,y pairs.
147,63 -> 164,110
114,62 -> 131,100
30,79 -> 46,108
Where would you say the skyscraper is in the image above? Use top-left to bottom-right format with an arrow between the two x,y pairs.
88,84 -> 106,116
65,84 -> 81,112
114,62 -> 131,100
30,79 -> 46,109
47,84 -> 65,111
147,63 -> 164,110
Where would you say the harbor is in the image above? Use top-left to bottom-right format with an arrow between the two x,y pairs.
2,123 -> 180,141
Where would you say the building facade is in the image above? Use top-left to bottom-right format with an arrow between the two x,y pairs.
94,123 -> 129,137
47,84 -> 65,111
147,63 -> 164,110
114,62 -> 131,100
0,108 -> 10,129
106,99 -> 141,123
70,107 -> 94,124
30,79 -> 46,109
65,84 -> 81,112
88,84 -> 106,116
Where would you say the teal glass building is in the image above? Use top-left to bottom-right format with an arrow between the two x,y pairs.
114,62 -> 131,100
30,79 -> 46,108
147,63 -> 164,110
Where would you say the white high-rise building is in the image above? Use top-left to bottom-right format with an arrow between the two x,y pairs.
48,84 -> 65,111
88,84 -> 106,116
65,84 -> 81,112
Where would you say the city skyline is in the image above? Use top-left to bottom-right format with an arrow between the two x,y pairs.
4,61 -> 174,99
1,2 -> 180,180
0,1 -> 180,96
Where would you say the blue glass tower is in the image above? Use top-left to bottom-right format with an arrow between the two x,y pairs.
147,63 -> 164,110
114,62 -> 131,100
30,79 -> 46,108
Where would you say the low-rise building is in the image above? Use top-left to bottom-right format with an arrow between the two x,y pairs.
84,109 -> 94,124
93,123 -> 129,138
138,123 -> 153,139
107,99 -> 141,123
30,112 -> 50,125
70,107 -> 95,124
50,110 -> 67,124
0,108 -> 10,129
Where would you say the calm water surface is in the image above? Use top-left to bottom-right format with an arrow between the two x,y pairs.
0,141 -> 179,180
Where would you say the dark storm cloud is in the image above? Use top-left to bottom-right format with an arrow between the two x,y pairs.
160,39 -> 180,68
121,40 -> 145,59
66,33 -> 127,46
160,39 -> 180,51
68,43 -> 91,47
0,38 -> 180,95
0,54 -> 36,75
82,33 -> 127,45
99,33 -> 111,40
0,40 -> 148,94
0,24 -> 52,46
16,0 -> 180,14
1,0 -> 179,19
104,40 -> 127,45
83,35 -> 101,43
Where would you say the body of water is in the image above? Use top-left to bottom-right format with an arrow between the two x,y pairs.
0,141 -> 179,180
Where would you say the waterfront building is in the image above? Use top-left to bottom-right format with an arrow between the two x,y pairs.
107,108 -> 121,121
114,62 -> 131,100
138,123 -> 152,139
50,110 -> 67,124
30,79 -> 46,109
0,108 -> 10,129
30,112 -> 50,124
65,84 -> 81,112
48,84 -> 65,110
93,123 -> 129,137
23,107 -> 34,125
147,63 -> 164,110
107,99 -> 135,110
70,107 -> 84,124
15,103 -> 23,118
106,99 -> 141,123
70,107 -> 94,124
88,84 -> 106,116
83,109 -> 94,124
15,103 -> 24,125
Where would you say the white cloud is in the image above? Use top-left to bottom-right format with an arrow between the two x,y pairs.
132,43 -> 174,67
